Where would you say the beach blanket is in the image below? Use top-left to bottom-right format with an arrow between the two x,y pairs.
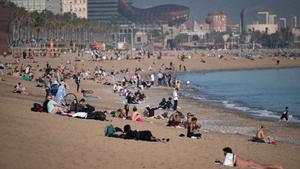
22,74 -> 32,81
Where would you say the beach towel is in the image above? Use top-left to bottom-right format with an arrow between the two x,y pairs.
71,112 -> 88,118
23,74 -> 32,81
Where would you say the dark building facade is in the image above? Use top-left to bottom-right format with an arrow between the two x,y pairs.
88,0 -> 189,26
88,0 -> 131,24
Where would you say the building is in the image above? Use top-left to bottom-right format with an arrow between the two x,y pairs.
206,12 -> 227,32
227,21 -> 239,33
179,20 -> 210,39
246,22 -> 278,35
62,0 -> 87,18
88,0 -> 188,25
9,0 -> 87,18
9,0 -> 61,14
118,0 -> 189,26
88,0 -> 131,24
0,6 -> 12,54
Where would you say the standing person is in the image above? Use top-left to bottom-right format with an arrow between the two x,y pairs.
173,88 -> 179,110
55,81 -> 67,104
280,106 -> 289,121
157,72 -> 163,86
150,73 -> 155,86
124,104 -> 130,118
22,50 -> 27,59
74,73 -> 81,92
166,74 -> 172,87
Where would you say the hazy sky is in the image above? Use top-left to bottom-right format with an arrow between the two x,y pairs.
132,0 -> 300,24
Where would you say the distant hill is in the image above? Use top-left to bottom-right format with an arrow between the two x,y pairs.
132,0 -> 300,24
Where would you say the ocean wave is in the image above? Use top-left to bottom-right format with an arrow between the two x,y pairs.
181,90 -> 300,124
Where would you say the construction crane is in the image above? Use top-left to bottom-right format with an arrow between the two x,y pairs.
258,11 -> 269,24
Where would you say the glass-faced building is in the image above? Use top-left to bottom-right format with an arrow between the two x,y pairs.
88,0 -> 131,24
87,0 -> 189,26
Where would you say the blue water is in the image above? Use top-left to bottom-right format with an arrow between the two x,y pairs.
178,68 -> 300,123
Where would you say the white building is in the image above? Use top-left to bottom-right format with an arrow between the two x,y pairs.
246,23 -> 278,35
9,0 -> 87,18
62,0 -> 87,18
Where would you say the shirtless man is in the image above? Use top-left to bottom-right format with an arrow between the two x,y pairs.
254,125 -> 272,143
219,147 -> 283,169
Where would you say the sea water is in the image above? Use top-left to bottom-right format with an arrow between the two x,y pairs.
177,68 -> 300,123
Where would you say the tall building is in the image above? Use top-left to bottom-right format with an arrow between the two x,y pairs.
206,12 -> 227,32
88,0 -> 130,23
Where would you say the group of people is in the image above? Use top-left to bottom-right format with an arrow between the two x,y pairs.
5,48 -> 290,169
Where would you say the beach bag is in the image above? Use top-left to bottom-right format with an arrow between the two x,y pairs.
31,103 -> 44,112
105,124 -> 116,137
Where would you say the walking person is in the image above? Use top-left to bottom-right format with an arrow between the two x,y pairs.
74,73 -> 81,92
173,88 -> 178,110
280,106 -> 289,121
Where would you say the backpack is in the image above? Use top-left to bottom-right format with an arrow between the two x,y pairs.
31,103 -> 44,112
105,124 -> 116,137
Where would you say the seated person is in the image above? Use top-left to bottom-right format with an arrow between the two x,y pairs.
13,82 -> 28,95
69,99 -> 79,112
158,98 -> 167,108
251,125 -> 274,144
216,147 -> 283,169
167,111 -> 182,127
183,112 -> 194,128
187,117 -> 202,138
78,98 -> 95,113
126,92 -> 138,104
131,106 -> 143,122
47,96 -> 65,114
143,105 -> 160,117
164,97 -> 173,110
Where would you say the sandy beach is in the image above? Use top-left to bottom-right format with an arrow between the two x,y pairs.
1,50 -> 300,169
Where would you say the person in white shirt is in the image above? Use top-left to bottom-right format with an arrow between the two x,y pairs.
150,73 -> 155,86
173,88 -> 178,110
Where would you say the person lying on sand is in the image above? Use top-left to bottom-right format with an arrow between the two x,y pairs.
105,124 -> 170,143
13,82 -> 29,95
251,125 -> 275,144
215,147 -> 283,169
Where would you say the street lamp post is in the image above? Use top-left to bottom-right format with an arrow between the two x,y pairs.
131,24 -> 135,57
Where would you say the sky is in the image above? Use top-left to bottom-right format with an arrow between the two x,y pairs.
132,0 -> 300,24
